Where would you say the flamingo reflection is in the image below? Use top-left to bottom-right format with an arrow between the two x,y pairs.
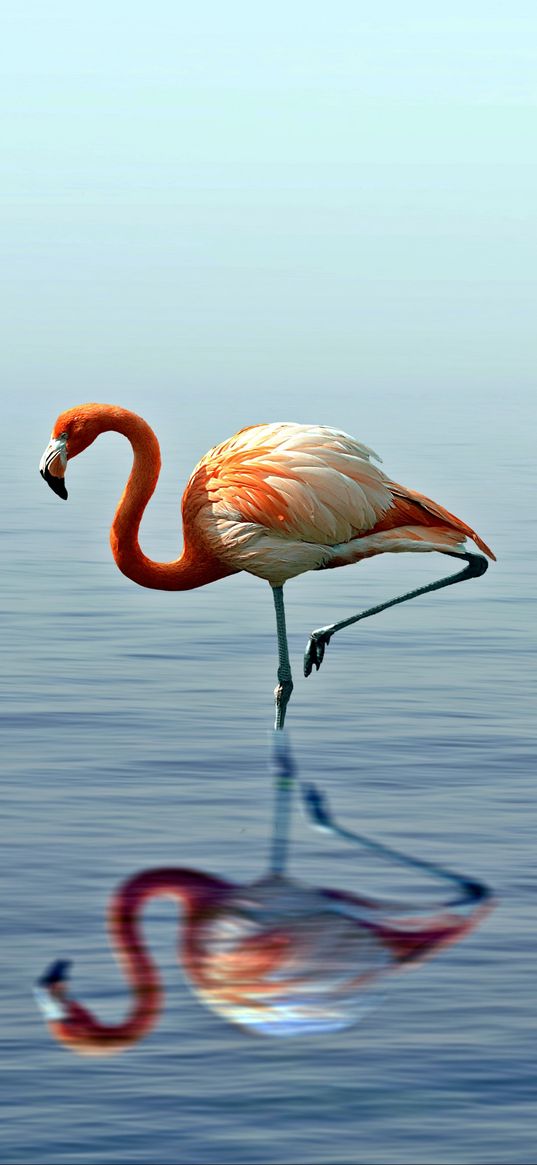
36,868 -> 490,1054
36,741 -> 493,1054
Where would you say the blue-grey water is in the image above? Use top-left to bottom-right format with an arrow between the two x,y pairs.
3,387 -> 536,1164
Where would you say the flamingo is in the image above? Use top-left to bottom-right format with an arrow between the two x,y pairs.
40,404 -> 495,727
35,752 -> 493,1054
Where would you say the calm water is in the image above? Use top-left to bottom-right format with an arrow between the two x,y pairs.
3,388 -> 536,1164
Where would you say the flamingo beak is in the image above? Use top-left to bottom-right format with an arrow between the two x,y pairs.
39,436 -> 68,500
34,959 -> 71,1021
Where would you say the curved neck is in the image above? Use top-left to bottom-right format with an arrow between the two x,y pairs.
52,868 -> 231,1055
91,406 -> 233,591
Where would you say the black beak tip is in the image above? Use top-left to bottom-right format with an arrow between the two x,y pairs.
38,959 -> 72,988
41,467 -> 68,500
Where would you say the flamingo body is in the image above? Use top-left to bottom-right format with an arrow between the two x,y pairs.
184,421 -> 494,587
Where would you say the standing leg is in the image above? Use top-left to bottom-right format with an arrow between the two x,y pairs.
268,731 -> 296,876
272,585 -> 294,731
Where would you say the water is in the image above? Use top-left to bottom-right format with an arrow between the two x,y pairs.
3,387 -> 536,1164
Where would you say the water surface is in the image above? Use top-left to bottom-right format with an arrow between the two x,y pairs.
3,388 -> 536,1164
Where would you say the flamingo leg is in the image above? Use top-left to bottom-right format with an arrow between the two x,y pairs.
272,585 -> 294,730
268,731 -> 296,875
304,552 -> 489,676
301,783 -> 490,909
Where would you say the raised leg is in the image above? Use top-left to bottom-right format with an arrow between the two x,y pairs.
272,585 -> 294,730
304,552 -> 488,676
301,783 -> 490,908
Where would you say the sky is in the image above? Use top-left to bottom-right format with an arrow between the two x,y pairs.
2,1 -> 536,422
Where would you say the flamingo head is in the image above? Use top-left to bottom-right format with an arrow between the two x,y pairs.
34,958 -> 110,1053
40,404 -> 106,499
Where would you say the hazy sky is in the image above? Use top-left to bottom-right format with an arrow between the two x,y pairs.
3,1 -> 536,417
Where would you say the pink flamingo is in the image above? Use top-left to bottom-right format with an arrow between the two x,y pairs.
40,405 -> 494,726
35,749 -> 494,1054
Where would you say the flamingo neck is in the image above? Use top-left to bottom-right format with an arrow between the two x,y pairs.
53,868 -> 231,1055
89,406 -> 231,591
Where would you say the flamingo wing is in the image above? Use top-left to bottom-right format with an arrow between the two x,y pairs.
190,423 -> 390,535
